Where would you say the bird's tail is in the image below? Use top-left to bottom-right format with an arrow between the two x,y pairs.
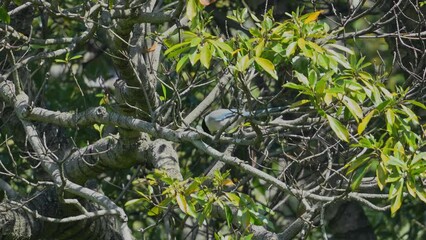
242,106 -> 287,117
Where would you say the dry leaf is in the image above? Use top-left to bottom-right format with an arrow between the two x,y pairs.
200,0 -> 216,6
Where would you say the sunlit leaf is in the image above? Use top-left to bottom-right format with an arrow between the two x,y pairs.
254,57 -> 278,79
387,155 -> 406,169
406,176 -> 416,197
294,71 -> 309,85
283,82 -> 309,91
164,41 -> 191,56
407,100 -> 426,110
297,38 -> 306,50
286,42 -> 297,57
304,10 -> 323,23
327,43 -> 354,55
176,55 -> 189,73
125,198 -> 144,207
307,41 -> 324,53
346,155 -> 370,175
343,96 -> 363,120
187,0 -> 198,20
208,39 -> 233,53
222,179 -> 235,186
390,179 -> 404,216
358,110 -> 376,135
236,54 -> 251,72
385,109 -> 395,125
255,39 -> 265,57
200,43 -> 212,68
376,162 -> 387,191
401,105 -> 419,124
326,115 -> 350,142
176,193 -> 189,214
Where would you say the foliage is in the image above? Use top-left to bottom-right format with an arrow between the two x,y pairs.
1,0 -> 426,239
127,170 -> 271,238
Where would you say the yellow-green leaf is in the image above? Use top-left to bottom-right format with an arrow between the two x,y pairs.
286,41 -> 297,57
176,55 -> 189,73
307,41 -> 324,53
390,180 -> 404,216
385,109 -> 395,125
297,38 -> 306,50
254,57 -> 278,80
186,0 -> 198,20
376,162 -> 387,191
176,193 -> 189,214
304,10 -> 323,24
401,105 -> 419,124
406,176 -> 416,198
326,115 -> 350,142
208,39 -> 233,53
200,43 -> 212,68
358,110 -> 376,135
324,93 -> 333,105
343,96 -> 363,120
294,71 -> 309,85
255,39 -> 265,57
327,43 -> 354,55
236,54 -> 251,72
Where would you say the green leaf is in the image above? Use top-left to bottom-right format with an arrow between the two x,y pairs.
186,0 -> 197,20
164,41 -> 191,56
254,57 -> 278,80
224,192 -> 240,205
236,54 -> 251,72
343,96 -> 363,120
125,198 -> 145,207
401,105 -> 419,124
390,179 -> 404,216
200,43 -> 212,68
412,152 -> 426,165
189,49 -> 200,65
286,41 -> 297,57
317,54 -> 329,69
297,38 -> 306,50
255,39 -> 265,57
327,43 -> 354,55
176,54 -> 189,73
161,83 -> 168,100
283,82 -> 310,91
326,115 -> 350,142
351,162 -> 372,190
54,59 -> 68,63
376,162 -> 387,191
406,176 -> 416,197
294,71 -> 309,85
176,193 -> 189,214
69,55 -> 83,61
346,155 -> 370,174
416,186 -> 426,203
387,156 -> 406,169
307,41 -> 324,53
208,39 -> 233,53
406,100 -> 426,110
385,109 -> 395,125
224,205 -> 233,227
358,110 -> 376,135
0,7 -> 10,24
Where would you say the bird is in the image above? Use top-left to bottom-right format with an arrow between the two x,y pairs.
201,107 -> 286,135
